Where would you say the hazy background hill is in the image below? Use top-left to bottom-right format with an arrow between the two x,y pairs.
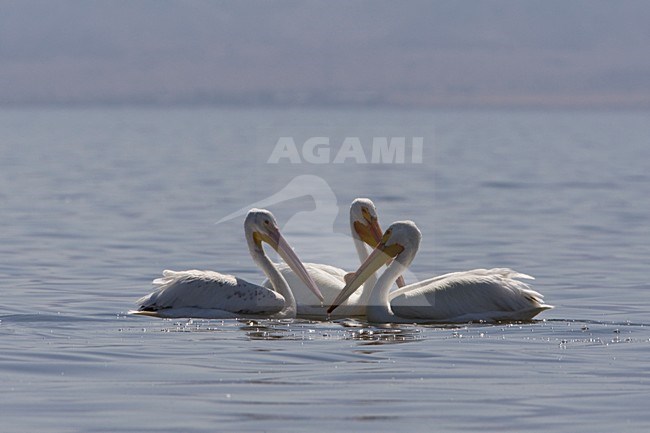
1,0 -> 649,108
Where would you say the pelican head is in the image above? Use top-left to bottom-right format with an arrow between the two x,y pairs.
328,220 -> 421,313
350,198 -> 383,248
350,198 -> 407,288
245,208 -> 324,302
377,221 -> 422,264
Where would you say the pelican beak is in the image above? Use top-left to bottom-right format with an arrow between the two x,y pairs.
257,228 -> 324,302
354,212 -> 406,289
328,232 -> 404,314
353,210 -> 384,248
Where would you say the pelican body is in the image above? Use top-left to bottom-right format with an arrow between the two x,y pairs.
329,221 -> 552,324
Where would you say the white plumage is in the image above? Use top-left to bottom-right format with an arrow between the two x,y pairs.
131,209 -> 323,319
133,270 -> 286,319
389,268 -> 549,322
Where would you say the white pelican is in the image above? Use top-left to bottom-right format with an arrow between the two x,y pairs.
260,198 -> 406,318
131,209 -> 324,319
328,221 -> 553,323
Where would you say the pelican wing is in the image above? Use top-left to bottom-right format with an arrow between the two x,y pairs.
261,263 -> 371,318
261,262 -> 347,302
390,269 -> 551,322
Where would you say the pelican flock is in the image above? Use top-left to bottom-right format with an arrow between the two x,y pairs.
133,198 -> 552,324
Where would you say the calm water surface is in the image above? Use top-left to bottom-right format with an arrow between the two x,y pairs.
1,107 -> 649,432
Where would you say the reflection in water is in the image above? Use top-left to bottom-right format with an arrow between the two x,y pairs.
345,326 -> 423,345
145,316 -> 650,348
157,317 -> 466,344
238,318 -> 325,341
239,319 -> 292,340
238,318 -> 425,344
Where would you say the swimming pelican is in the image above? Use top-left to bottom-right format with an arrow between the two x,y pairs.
328,221 -> 552,323
131,209 -> 324,319
260,198 -> 406,318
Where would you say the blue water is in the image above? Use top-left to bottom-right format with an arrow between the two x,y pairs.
1,107 -> 649,432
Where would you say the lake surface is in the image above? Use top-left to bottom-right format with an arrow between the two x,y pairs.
1,107 -> 649,432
